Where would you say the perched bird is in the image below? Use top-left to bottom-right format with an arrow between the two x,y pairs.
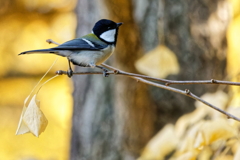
19,19 -> 123,77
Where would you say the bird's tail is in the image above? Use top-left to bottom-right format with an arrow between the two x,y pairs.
19,49 -> 58,55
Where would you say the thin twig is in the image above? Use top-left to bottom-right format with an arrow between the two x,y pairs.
101,64 -> 240,86
46,39 -> 60,45
135,78 -> 240,121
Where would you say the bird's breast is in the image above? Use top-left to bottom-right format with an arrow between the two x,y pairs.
101,45 -> 115,59
68,45 -> 115,66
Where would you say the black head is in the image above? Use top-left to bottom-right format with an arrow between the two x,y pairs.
92,19 -> 123,45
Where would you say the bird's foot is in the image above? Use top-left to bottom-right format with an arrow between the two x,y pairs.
102,68 -> 109,77
96,65 -> 109,77
67,69 -> 73,78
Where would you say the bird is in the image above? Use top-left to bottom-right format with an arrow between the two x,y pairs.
19,19 -> 123,77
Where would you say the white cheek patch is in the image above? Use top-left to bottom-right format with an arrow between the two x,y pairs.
100,29 -> 116,42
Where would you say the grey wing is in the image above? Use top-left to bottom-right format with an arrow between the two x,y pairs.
19,38 -> 107,55
51,38 -> 107,50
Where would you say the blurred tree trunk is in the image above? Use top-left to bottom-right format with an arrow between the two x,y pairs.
103,1 -> 157,159
70,1 -> 116,159
70,0 -> 229,159
70,1 -> 155,160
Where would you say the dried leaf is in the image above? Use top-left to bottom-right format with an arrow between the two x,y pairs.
135,45 -> 179,78
22,95 -> 48,137
175,107 -> 206,138
233,142 -> 240,160
198,146 -> 212,160
194,131 -> 204,149
194,119 -> 236,148
178,121 -> 204,152
138,124 -> 178,160
175,151 -> 197,160
16,95 -> 48,137
16,96 -> 30,135
16,58 -> 58,137
215,155 -> 234,160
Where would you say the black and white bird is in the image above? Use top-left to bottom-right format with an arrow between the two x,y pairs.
19,19 -> 123,77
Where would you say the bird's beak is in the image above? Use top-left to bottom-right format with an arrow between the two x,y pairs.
117,22 -> 123,27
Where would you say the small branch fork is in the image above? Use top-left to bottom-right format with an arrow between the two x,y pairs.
47,39 -> 240,122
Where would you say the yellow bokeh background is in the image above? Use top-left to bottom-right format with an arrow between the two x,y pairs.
227,0 -> 240,107
1,0 -> 240,159
0,0 -> 76,159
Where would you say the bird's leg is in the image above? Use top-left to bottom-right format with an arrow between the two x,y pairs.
67,59 -> 73,78
88,62 -> 96,68
87,62 -> 109,77
96,65 -> 109,77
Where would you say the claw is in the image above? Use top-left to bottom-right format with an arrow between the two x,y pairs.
102,69 -> 109,77
96,65 -> 109,77
67,69 -> 73,78
67,59 -> 73,78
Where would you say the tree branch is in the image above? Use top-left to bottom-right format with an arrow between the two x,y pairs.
55,64 -> 240,122
102,64 -> 240,121
102,64 -> 240,86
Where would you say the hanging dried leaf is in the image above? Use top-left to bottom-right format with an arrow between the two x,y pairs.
22,94 -> 48,137
16,95 -> 48,137
16,96 -> 31,135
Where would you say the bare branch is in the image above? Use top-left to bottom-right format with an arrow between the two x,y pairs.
56,70 -> 115,75
55,64 -> 240,122
101,64 -> 240,86
101,64 -> 240,121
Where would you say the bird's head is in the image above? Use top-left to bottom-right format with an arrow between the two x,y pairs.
92,19 -> 123,45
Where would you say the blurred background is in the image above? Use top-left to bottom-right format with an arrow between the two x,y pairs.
1,0 -> 240,160
0,0 -> 76,159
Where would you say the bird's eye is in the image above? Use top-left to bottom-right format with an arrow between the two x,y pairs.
107,26 -> 111,29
